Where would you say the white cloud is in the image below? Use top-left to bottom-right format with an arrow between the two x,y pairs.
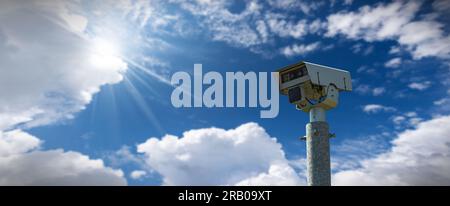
343,0 -> 354,5
167,0 -> 325,56
326,1 -> 450,60
0,1 -> 127,130
408,117 -> 423,127
107,145 -> 147,168
398,21 -> 450,59
0,130 -> 40,157
0,130 -> 126,186
326,1 -> 420,40
266,14 -> 308,39
309,19 -> 325,34
405,111 -> 418,117
235,163 -> 302,186
267,0 -> 324,14
355,84 -> 371,95
0,151 -> 127,186
281,42 -> 321,57
333,115 -> 450,185
434,98 -> 450,106
372,87 -> 385,96
355,85 -> 386,96
392,115 -> 406,125
362,104 -> 396,114
172,0 -> 265,48
352,43 -> 374,56
391,112 -> 422,129
385,57 -> 402,68
356,66 -> 376,74
137,122 -> 301,185
408,81 -> 432,91
256,20 -> 269,42
389,46 -> 401,54
0,1 -> 130,185
130,170 -> 147,180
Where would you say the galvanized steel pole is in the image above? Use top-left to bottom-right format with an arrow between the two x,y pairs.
306,107 -> 331,186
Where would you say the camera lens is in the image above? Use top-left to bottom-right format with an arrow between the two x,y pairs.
288,87 -> 302,103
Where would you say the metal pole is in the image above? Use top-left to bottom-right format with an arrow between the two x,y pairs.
306,107 -> 331,186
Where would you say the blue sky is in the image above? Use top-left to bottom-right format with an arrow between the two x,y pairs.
1,0 -> 450,185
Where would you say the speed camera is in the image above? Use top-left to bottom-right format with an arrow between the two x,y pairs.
277,61 -> 352,112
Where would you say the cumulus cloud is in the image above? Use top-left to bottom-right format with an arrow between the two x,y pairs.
362,104 -> 396,114
0,130 -> 40,157
137,122 -> 301,186
326,1 -> 450,60
0,130 -> 126,185
0,150 -> 127,186
333,115 -> 450,185
235,163 -> 302,186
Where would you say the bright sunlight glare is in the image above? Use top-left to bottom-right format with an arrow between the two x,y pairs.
90,38 -> 127,71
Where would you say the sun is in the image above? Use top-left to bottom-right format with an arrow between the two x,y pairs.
93,38 -> 118,56
90,38 -> 126,70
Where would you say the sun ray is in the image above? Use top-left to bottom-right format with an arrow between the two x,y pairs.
122,57 -> 172,85
122,75 -> 166,135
